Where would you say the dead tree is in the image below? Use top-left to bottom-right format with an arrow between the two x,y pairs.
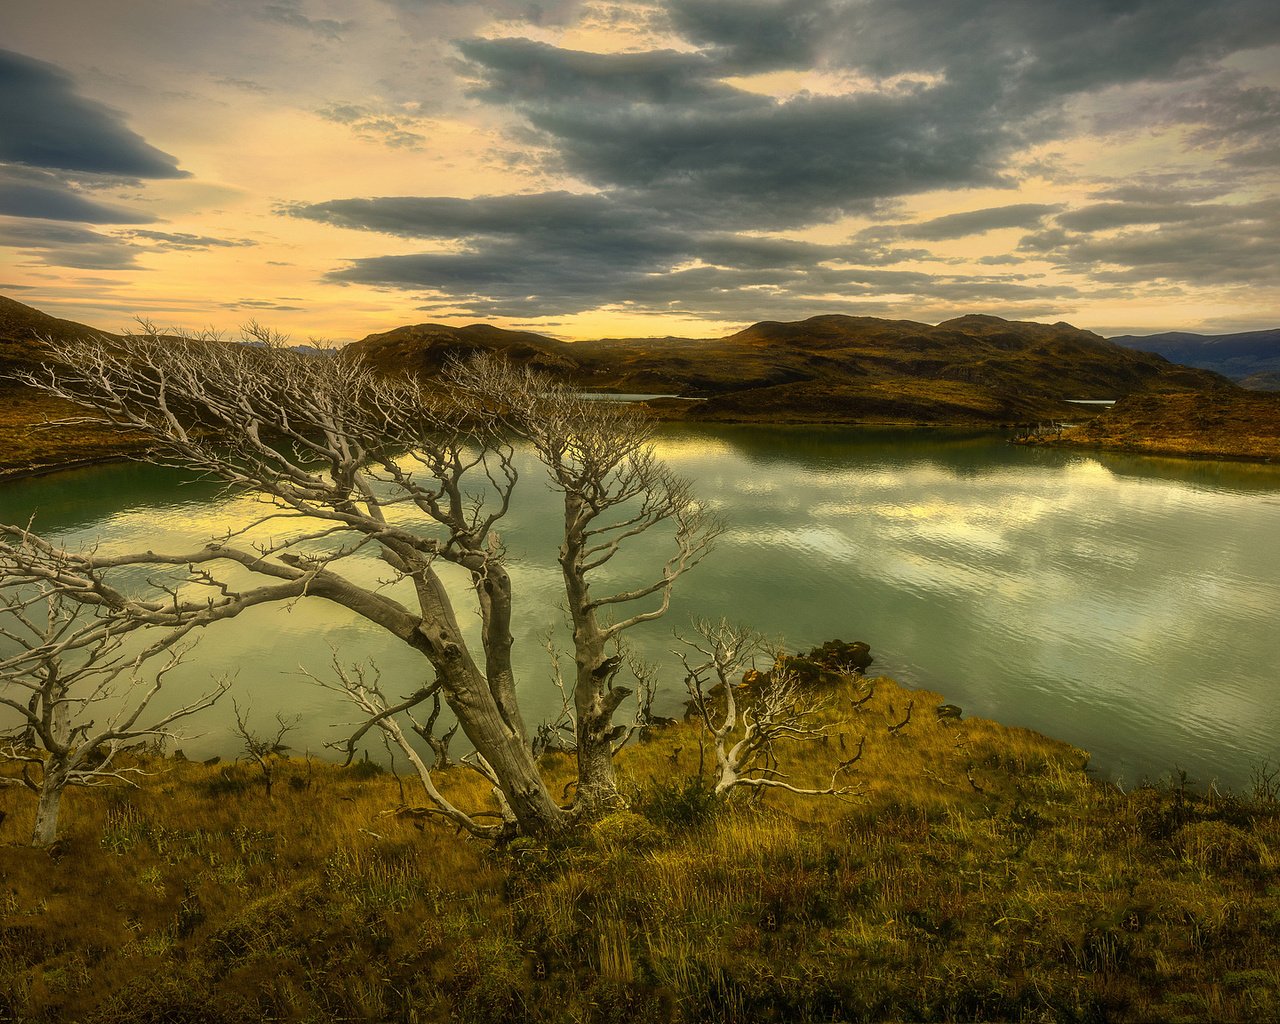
677,619 -> 860,800
0,583 -> 226,846
459,359 -> 721,813
3,326 -> 717,836
231,701 -> 298,797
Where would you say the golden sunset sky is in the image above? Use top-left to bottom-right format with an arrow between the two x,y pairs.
2,0 -> 1278,343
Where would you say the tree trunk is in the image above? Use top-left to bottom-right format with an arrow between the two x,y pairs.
571,643 -> 628,816
33,767 -> 65,847
448,672 -> 570,835
559,495 -> 627,817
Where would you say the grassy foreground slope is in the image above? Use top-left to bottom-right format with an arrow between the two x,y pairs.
3,670 -> 1278,1024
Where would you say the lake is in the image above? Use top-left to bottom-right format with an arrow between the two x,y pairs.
2,425 -> 1278,791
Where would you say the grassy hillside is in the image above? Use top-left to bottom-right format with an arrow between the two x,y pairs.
1018,385 -> 1280,461
2,667 -> 1278,1023
349,313 -> 1228,427
0,296 -> 149,477
0,293 -> 1266,472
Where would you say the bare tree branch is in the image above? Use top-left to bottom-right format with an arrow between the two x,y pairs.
677,619 -> 861,801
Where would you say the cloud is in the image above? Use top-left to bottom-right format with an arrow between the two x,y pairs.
288,189 -> 1084,319
0,48 -> 187,178
1022,198 -> 1280,286
316,102 -> 429,149
456,36 -> 1015,228
665,0 -> 828,72
0,215 -> 143,269
668,0 -> 1280,97
0,218 -> 253,269
288,0 -> 1280,322
0,165 -> 157,224
870,204 -> 1063,241
220,298 -> 306,311
255,2 -> 353,40
1056,203 -> 1221,233
1180,80 -> 1280,168
214,75 -> 272,94
380,0 -> 584,26
125,230 -> 258,251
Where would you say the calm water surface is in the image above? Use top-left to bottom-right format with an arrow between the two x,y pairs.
3,426 -> 1278,790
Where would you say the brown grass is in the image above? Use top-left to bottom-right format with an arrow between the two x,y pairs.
3,673 -> 1278,1022
0,390 -> 145,479
1020,386 -> 1280,462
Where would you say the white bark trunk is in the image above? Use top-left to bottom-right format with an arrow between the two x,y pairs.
33,767 -> 65,846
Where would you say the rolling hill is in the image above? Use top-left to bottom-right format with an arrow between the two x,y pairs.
3,294 -> 1275,471
0,294 -> 120,392
347,312 -> 1229,425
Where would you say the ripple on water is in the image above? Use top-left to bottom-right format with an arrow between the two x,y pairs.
2,431 -> 1279,790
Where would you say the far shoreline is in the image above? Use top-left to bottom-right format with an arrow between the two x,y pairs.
4,411 -> 1280,484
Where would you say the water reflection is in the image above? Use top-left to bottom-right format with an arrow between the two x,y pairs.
2,428 -> 1279,791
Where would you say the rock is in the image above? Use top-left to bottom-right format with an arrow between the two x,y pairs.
805,639 -> 874,673
936,704 -> 963,720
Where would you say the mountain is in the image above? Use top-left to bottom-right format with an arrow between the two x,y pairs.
0,297 -> 146,477
346,312 -> 1230,425
1109,329 -> 1280,391
348,322 -> 578,377
2,295 -> 1263,474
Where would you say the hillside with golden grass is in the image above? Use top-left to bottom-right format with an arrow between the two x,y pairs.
0,296 -> 147,477
1018,386 -> 1280,461
3,667 -> 1278,1023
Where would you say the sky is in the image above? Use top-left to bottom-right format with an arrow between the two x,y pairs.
1,0 -> 1278,344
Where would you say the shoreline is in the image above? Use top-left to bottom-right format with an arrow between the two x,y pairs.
4,421 -> 1277,484
1011,434 -> 1278,464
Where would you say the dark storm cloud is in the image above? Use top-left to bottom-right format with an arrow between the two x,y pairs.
1087,180 -> 1233,205
1180,81 -> 1280,168
0,49 -> 187,178
289,190 -> 925,278
0,218 -> 120,248
1022,199 -> 1280,286
0,216 -> 142,270
1056,203 -> 1221,233
299,191 -> 1082,319
665,0 -> 824,72
870,204 -> 1062,241
294,0 -> 1280,319
294,190 -> 661,241
456,35 -> 1013,226
667,0 -> 1280,97
0,166 -> 156,224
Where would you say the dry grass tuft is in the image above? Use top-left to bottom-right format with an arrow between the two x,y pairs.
2,673 -> 1279,1023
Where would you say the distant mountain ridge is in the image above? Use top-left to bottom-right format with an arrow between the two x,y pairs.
0,293 -> 1243,427
348,311 -> 1230,425
1109,329 -> 1280,391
